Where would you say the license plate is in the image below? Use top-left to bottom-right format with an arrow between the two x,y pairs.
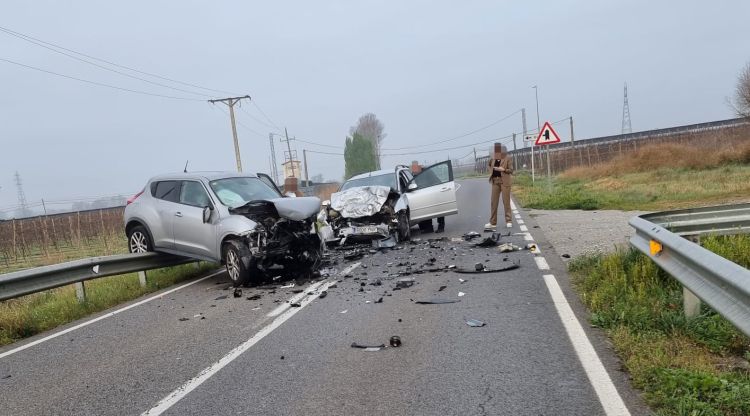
353,226 -> 378,234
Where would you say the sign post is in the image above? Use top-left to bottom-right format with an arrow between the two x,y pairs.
535,121 -> 562,191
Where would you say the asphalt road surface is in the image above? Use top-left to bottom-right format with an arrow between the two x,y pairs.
0,178 -> 649,416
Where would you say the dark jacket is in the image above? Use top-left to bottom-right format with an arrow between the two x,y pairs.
488,156 -> 513,186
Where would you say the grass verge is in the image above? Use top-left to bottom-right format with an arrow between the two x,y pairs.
0,262 -> 217,347
513,164 -> 750,211
570,234 -> 750,415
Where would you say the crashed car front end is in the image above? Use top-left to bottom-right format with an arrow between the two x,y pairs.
229,197 -> 323,271
325,186 -> 401,243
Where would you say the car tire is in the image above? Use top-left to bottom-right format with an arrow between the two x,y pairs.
127,225 -> 153,253
223,240 -> 254,287
397,211 -> 411,241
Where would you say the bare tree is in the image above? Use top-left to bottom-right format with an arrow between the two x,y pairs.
349,113 -> 386,169
734,62 -> 750,118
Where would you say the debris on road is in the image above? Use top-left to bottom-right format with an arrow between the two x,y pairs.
280,355 -> 285,360
458,291 -> 465,297
340,310 -> 348,314
459,278 -> 466,283
438,285 -> 447,291
374,297 -> 383,303
475,262 -> 485,271
246,294 -> 262,301
414,298 -> 460,304
562,253 -> 571,259
233,288 -> 242,298
214,295 -> 228,300
280,283 -> 295,289
290,302 -> 301,307
463,231 -> 481,240
351,342 -> 386,350
178,317 -> 189,321
395,278 -> 415,289
372,235 -> 397,249
497,243 -> 522,253
466,319 -> 486,327
318,290 -> 328,299
389,336 -> 402,347
454,260 -> 520,274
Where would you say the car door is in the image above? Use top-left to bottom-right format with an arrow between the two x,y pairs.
172,180 -> 218,260
405,160 -> 458,222
150,180 -> 180,249
256,173 -> 283,197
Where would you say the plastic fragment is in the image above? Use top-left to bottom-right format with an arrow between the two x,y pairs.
458,291 -> 465,297
466,319 -> 486,327
389,336 -> 402,347
415,298 -> 460,304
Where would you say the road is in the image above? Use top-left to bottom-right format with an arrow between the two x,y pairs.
0,178 -> 648,416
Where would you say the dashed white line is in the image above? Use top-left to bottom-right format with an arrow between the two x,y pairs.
523,233 -> 534,241
142,263 -> 361,416
0,269 -> 225,360
519,224 -> 528,232
542,274 -> 631,416
517,219 -> 525,224
534,256 -> 550,270
267,262 -> 360,317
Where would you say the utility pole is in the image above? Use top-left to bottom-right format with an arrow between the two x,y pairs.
522,108 -> 533,181
282,127 -> 296,178
268,133 -> 279,183
303,149 -> 309,184
511,133 -> 517,171
14,171 -> 30,217
570,116 -> 575,147
208,95 -> 251,172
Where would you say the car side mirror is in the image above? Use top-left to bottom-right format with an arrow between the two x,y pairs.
202,206 -> 212,223
408,183 -> 418,191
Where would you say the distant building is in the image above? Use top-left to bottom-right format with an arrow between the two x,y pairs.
281,160 -> 302,179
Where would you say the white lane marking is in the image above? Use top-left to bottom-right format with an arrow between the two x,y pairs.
542,275 -> 631,416
514,214 -> 521,219
517,219 -> 524,225
266,281 -> 324,317
510,200 -> 517,210
519,224 -> 528,232
142,276 -> 345,416
534,257 -> 550,270
268,263 -> 360,317
0,269 -> 225,360
523,233 -> 534,241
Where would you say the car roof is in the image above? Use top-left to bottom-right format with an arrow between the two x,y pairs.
347,168 -> 397,181
148,171 -> 258,182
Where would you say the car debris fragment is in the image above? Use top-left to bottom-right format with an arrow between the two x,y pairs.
246,294 -> 262,300
414,298 -> 460,304
497,243 -> 522,253
389,336 -> 402,347
351,342 -> 386,349
233,288 -> 243,298
395,278 -> 415,289
463,231 -> 481,240
454,260 -> 520,273
458,291 -> 465,297
466,319 -> 486,327
318,290 -> 328,299
280,283 -> 295,289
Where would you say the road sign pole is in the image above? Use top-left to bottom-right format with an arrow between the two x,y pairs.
546,146 -> 552,191
531,143 -> 535,184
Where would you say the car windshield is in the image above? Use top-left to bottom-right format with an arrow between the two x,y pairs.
209,177 -> 281,208
340,173 -> 395,191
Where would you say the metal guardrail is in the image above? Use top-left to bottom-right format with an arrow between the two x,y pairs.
629,203 -> 750,336
0,252 -> 196,301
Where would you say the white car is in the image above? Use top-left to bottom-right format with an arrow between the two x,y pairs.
324,160 -> 458,242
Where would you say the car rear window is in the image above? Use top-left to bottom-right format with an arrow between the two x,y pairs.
150,180 -> 180,203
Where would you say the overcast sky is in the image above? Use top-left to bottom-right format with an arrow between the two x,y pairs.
1,1 -> 748,213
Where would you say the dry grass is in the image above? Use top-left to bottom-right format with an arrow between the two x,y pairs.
562,140 -> 750,180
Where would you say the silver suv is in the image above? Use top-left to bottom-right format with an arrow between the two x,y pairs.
123,172 -> 323,286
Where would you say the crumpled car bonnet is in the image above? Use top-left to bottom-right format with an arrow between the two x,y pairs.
330,186 -> 391,218
271,197 -> 321,221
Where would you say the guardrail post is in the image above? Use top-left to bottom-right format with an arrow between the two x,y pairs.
682,234 -> 702,318
138,271 -> 147,288
75,282 -> 86,303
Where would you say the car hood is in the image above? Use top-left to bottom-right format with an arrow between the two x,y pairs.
270,197 -> 321,221
330,186 -> 392,218
230,197 -> 321,222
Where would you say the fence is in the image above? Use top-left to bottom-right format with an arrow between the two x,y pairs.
475,117 -> 750,175
0,207 -> 126,271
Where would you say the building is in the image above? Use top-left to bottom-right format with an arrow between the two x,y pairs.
281,160 -> 302,179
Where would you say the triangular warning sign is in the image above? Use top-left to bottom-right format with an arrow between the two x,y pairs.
535,122 -> 562,146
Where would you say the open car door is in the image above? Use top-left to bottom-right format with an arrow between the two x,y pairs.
256,172 -> 284,197
406,160 -> 458,222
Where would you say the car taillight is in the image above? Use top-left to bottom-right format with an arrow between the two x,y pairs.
127,189 -> 144,205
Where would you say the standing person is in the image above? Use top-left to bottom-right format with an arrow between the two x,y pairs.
485,143 -> 513,231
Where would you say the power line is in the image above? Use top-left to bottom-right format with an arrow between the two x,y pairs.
239,105 -> 282,132
0,26 -> 213,98
381,109 -> 522,151
305,149 -> 345,156
382,134 -> 515,156
0,25 -> 236,96
0,57 -> 204,101
252,101 -> 282,131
